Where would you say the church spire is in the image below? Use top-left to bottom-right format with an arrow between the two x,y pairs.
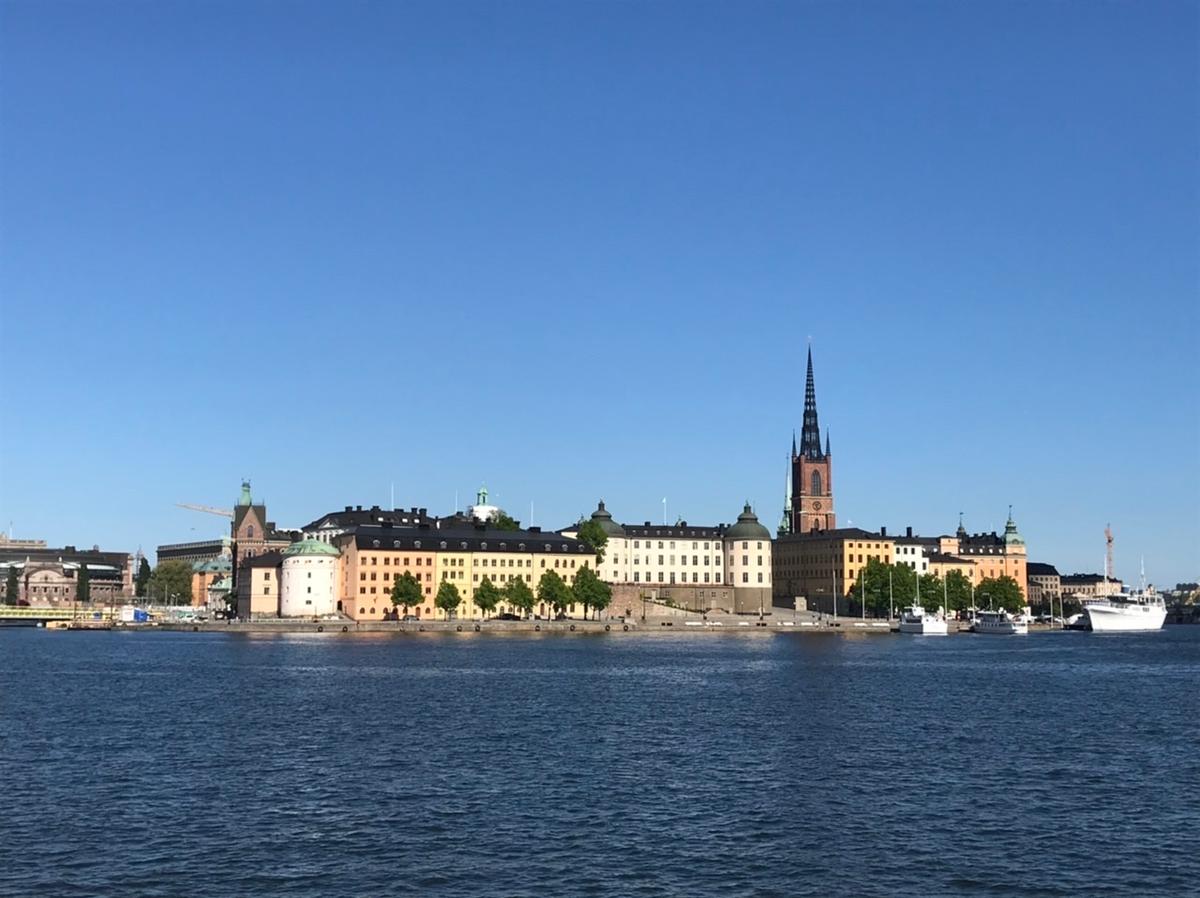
800,346 -> 823,460
825,428 -> 831,457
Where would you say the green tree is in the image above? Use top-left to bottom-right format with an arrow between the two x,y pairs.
976,575 -> 1025,613
944,570 -> 973,614
474,576 -> 501,618
575,520 -> 609,564
537,570 -> 572,618
76,564 -> 91,603
147,560 -> 193,605
917,573 -> 945,614
490,512 -> 520,532
851,559 -> 919,617
435,580 -> 462,620
4,565 -> 19,605
135,557 -> 151,597
503,576 -> 535,618
390,570 -> 423,616
572,566 -> 611,619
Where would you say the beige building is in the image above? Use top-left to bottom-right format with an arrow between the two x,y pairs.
1027,563 -> 1061,609
1060,573 -> 1123,600
335,523 -> 596,621
564,501 -> 772,615
235,551 -> 283,618
772,527 -> 895,613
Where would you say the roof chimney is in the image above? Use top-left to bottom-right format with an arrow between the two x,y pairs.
880,526 -> 887,537
906,526 -> 913,538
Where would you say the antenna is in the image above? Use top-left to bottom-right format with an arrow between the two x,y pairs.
1105,523 -> 1114,581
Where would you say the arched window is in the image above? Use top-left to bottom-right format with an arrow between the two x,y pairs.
811,470 -> 822,496
247,525 -> 255,538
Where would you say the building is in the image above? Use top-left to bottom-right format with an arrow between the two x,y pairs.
334,522 -> 596,622
1026,562 -> 1061,609
782,347 -> 835,535
190,556 -> 233,608
235,551 -> 283,619
772,527 -> 894,613
926,552 -> 976,583
300,504 -> 433,544
1060,573 -> 1123,601
0,541 -> 133,604
945,512 -> 1028,597
565,501 -> 773,615
891,527 -> 937,574
156,537 -> 230,568
280,539 -> 340,617
231,481 -> 295,565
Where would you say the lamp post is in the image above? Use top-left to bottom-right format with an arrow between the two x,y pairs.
888,566 -> 894,621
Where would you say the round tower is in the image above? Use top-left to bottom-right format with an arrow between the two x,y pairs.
280,539 -> 341,617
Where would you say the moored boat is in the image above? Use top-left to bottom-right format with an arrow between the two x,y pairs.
972,610 -> 1028,635
898,605 -> 948,635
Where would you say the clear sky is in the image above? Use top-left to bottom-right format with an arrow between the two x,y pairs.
1,1 -> 1196,585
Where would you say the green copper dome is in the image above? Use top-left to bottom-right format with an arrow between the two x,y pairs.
726,503 -> 771,540
1003,508 -> 1025,546
588,500 -> 626,538
282,538 -> 341,558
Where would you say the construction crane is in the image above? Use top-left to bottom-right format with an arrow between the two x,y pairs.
1105,524 -> 1114,581
177,503 -> 234,518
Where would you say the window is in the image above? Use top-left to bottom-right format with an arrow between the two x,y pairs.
742,573 -> 749,583
811,470 -> 822,496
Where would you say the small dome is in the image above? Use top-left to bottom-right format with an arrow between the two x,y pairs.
725,503 -> 771,540
282,538 -> 341,558
589,500 -> 626,538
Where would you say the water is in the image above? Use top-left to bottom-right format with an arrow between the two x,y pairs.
2,627 -> 1197,897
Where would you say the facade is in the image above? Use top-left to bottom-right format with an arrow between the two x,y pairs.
300,504 -> 433,544
156,537 -> 229,568
231,481 -> 294,565
772,527 -> 895,612
926,552 -> 976,582
0,542 -> 133,604
782,348 -> 835,535
191,556 -> 233,608
280,539 -> 340,617
335,523 -> 596,622
948,512 -> 1028,597
891,527 -> 937,574
565,501 -> 772,614
1026,562 -> 1061,608
1060,573 -> 1123,600
235,551 -> 283,619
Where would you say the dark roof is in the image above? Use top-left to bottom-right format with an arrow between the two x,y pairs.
893,536 -> 940,547
928,552 -> 973,564
347,524 -> 592,555
301,505 -> 433,532
1027,562 -> 1060,576
1061,573 -> 1120,584
623,522 -> 726,539
242,551 -> 283,568
233,504 -> 266,531
775,527 -> 890,543
0,544 -> 131,567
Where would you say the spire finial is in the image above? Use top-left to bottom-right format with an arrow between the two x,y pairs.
825,428 -> 831,457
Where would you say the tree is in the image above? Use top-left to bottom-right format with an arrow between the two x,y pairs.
917,573 -> 944,614
503,576 -> 535,618
4,565 -> 19,606
490,512 -> 520,532
76,564 -> 91,604
435,580 -> 462,620
146,560 -> 193,605
474,576 -> 501,618
943,570 -> 973,614
850,559 -> 918,618
135,557 -> 151,597
390,571 -> 423,616
976,575 -> 1025,613
575,520 -> 609,564
537,570 -> 572,618
572,566 -> 611,619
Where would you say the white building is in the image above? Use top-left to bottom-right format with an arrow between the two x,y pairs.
279,539 -> 340,617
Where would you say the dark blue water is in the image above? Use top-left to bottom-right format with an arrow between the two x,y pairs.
2,627 -> 1197,897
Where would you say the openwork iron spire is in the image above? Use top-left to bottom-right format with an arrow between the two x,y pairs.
800,346 -> 823,460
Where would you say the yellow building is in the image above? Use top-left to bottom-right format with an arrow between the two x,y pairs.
336,524 -> 595,621
235,551 -> 283,618
944,513 -> 1028,597
772,528 -> 895,613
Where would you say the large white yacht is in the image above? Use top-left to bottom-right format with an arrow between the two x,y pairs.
1081,560 -> 1166,633
898,605 -> 948,635
972,610 -> 1028,635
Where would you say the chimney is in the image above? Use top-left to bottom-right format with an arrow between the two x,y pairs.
880,526 -> 887,537
345,506 -> 352,512
356,505 -> 363,512
906,526 -> 913,538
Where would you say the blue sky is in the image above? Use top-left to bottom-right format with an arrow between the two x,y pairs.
1,1 -> 1196,585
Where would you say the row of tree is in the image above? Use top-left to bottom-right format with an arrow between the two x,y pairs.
390,567 -> 613,620
848,558 -> 1026,616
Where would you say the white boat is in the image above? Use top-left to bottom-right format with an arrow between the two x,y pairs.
898,605 -> 948,635
972,610 -> 1028,635
1084,591 -> 1165,632
1082,559 -> 1166,633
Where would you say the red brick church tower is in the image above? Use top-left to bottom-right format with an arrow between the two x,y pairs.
788,347 -> 835,534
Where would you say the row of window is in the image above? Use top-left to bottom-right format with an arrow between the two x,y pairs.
630,540 -> 765,550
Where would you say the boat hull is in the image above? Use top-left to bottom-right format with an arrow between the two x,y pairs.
898,620 -> 948,635
1085,604 -> 1166,632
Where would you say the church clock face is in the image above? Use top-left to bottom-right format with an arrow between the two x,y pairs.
813,501 -> 822,510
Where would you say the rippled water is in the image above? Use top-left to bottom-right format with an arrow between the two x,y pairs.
2,627 -> 1197,897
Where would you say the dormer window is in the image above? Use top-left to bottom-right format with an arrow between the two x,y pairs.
500,542 -> 507,551
439,541 -> 447,549
460,541 -> 468,550
414,540 -> 421,549
518,543 -> 525,551
481,542 -> 488,550
372,540 -> 380,547
393,540 -> 400,548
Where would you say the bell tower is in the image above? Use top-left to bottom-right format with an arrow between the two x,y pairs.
789,347 -> 835,534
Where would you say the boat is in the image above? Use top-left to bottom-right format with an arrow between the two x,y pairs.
972,610 -> 1028,635
898,604 -> 948,635
1081,559 -> 1165,633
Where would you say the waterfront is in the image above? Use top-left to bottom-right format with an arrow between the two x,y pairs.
2,628 -> 1197,897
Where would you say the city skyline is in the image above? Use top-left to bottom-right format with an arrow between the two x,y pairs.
1,2 -> 1196,584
